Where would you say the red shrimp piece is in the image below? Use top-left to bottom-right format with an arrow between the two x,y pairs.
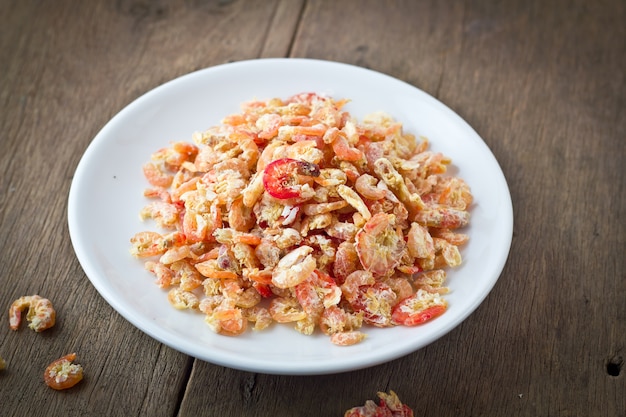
391,291 -> 447,326
44,353 -> 83,390
262,158 -> 320,199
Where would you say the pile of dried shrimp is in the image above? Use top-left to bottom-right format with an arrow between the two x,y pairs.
130,92 -> 472,345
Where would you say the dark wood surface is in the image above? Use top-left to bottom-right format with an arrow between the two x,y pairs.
1,0 -> 624,416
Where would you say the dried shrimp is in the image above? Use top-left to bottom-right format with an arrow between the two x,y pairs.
130,93 -> 472,345
9,295 -> 56,332
344,390 -> 414,417
44,353 -> 84,390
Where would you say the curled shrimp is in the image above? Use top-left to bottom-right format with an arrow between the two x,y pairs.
271,227 -> 303,249
228,134 -> 260,170
145,261 -> 175,288
324,127 -> 363,161
256,113 -> 283,140
271,245 -> 317,289
406,222 -> 435,260
333,241 -> 360,283
179,193 -> 213,240
170,176 -> 200,202
254,239 -> 281,268
320,305 -> 348,335
340,270 -> 375,303
355,213 -> 406,277
130,231 -> 165,258
435,177 -> 473,210
256,139 -> 286,171
245,306 -> 273,331
172,260 -> 204,291
142,162 -> 173,187
152,142 -> 199,171
9,295 -> 55,332
269,297 -> 307,323
168,288 -> 199,309
355,174 -> 386,200
295,270 -> 341,319
44,353 -> 83,390
130,230 -> 186,259
205,300 -> 247,336
139,200 -> 180,228
350,282 -> 398,327
228,197 -> 255,232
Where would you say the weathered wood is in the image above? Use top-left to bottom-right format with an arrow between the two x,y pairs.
0,1 -> 297,416
1,0 -> 624,416
260,0 -> 305,57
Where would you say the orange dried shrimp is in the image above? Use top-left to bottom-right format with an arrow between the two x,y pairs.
130,93 -> 472,345
44,353 -> 83,390
344,390 -> 414,417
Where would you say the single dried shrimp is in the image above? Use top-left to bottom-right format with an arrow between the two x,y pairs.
44,353 -> 83,390
9,295 -> 56,332
130,93 -> 472,345
345,390 -> 414,417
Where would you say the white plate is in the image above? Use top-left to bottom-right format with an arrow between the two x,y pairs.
68,58 -> 513,375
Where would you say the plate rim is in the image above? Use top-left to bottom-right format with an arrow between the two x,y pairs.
67,57 -> 514,375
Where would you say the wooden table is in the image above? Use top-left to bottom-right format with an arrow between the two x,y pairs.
1,1 -> 624,416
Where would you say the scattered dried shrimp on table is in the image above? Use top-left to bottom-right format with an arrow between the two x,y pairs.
130,92 -> 472,345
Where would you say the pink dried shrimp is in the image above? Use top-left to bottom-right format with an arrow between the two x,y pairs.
344,391 -> 414,417
130,93 -> 472,345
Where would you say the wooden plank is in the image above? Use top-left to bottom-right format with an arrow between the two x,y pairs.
260,0 -> 306,57
0,0 -> 290,416
291,0 -> 466,97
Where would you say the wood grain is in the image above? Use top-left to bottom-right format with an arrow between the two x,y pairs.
0,1 -> 296,416
0,0 -> 623,416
